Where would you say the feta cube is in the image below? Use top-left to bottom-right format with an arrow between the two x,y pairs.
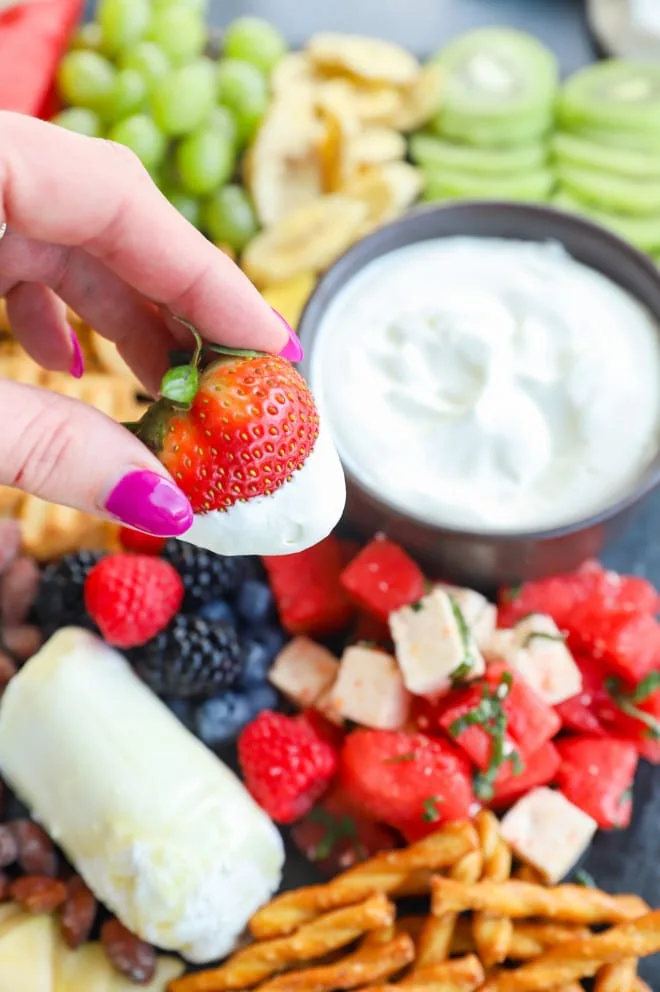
327,645 -> 410,730
509,613 -> 582,705
268,637 -> 338,709
389,589 -> 485,697
435,583 -> 497,649
500,787 -> 597,884
482,628 -> 517,663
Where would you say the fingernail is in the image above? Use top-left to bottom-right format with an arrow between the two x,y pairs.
69,328 -> 84,379
104,470 -> 193,537
272,309 -> 304,362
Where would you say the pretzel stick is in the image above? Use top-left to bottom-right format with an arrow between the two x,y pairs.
634,979 -> 652,992
250,823 -> 478,939
362,917 -> 426,950
170,894 -> 395,992
594,958 -> 638,992
416,850 -> 482,965
449,918 -> 590,960
513,864 -> 546,885
432,878 -> 649,924
479,910 -> 660,992
255,934 -> 415,992
472,811 -> 512,967
364,955 -> 485,992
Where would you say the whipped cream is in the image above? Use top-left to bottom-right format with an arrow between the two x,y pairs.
182,423 -> 346,555
311,237 -> 660,532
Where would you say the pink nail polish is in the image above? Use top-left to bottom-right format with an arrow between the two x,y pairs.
272,309 -> 304,362
105,470 -> 193,536
69,328 -> 84,379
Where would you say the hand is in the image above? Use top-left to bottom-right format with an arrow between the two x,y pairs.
0,112 -> 301,536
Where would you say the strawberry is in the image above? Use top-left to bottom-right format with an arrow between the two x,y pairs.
118,527 -> 166,556
84,554 -> 183,649
238,710 -> 338,824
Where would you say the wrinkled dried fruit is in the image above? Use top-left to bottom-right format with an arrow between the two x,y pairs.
0,652 -> 17,687
0,825 -> 18,868
9,819 -> 58,877
101,919 -> 157,983
1,556 -> 41,625
3,625 -> 42,661
60,877 -> 98,949
0,520 -> 22,575
10,875 -> 68,912
0,872 -> 9,902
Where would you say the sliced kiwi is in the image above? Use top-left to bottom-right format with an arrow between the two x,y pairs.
553,189 -> 660,251
553,132 -> 660,179
433,28 -> 558,121
423,166 -> 555,203
434,105 -> 553,148
558,59 -> 660,132
411,132 -> 547,175
575,126 -> 660,153
557,162 -> 660,215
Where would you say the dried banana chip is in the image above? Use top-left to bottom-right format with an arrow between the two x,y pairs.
242,195 -> 369,286
348,127 -> 407,170
307,32 -> 420,86
271,51 -> 319,100
388,62 -> 444,131
317,76 -> 403,126
246,95 -> 326,227
261,272 -> 317,330
343,161 -> 423,231
315,85 -> 361,191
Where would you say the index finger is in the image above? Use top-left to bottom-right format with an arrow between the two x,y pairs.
0,111 -> 288,354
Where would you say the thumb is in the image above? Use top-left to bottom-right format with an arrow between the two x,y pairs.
1,379 -> 193,537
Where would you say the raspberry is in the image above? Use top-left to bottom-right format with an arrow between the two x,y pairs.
118,527 -> 166,556
238,710 -> 338,824
84,554 -> 184,649
339,729 -> 477,829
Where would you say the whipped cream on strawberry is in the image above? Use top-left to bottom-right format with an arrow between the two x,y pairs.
182,424 -> 346,556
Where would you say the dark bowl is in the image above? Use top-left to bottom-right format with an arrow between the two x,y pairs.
298,201 -> 660,592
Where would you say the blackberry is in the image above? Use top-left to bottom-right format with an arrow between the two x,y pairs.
135,614 -> 242,699
31,550 -> 103,638
163,540 -> 249,609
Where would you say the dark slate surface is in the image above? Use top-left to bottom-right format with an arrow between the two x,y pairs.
87,0 -> 660,980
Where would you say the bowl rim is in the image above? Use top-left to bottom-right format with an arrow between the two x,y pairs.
298,199 -> 660,543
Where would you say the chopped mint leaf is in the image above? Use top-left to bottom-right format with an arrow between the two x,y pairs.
422,796 -> 442,823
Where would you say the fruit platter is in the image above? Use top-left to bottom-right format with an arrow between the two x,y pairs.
1,0 -> 660,990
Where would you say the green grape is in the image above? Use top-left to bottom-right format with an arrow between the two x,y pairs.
102,68 -> 147,123
119,41 -> 171,92
57,50 -> 116,110
152,0 -> 208,13
175,127 -> 235,195
203,184 -> 258,251
223,17 -> 287,75
208,105 -> 238,150
151,59 -> 216,137
216,59 -> 269,145
97,0 -> 150,55
163,187 -> 202,226
51,107 -> 102,138
108,114 -> 167,170
148,6 -> 206,66
70,22 -> 104,52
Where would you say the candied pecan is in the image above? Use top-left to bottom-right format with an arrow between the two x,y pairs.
9,819 -> 58,876
59,877 -> 97,950
10,875 -> 67,912
101,919 -> 157,984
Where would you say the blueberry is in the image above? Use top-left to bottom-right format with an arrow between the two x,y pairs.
241,636 -> 272,687
166,699 -> 195,729
199,600 -> 235,625
194,692 -> 252,747
235,579 -> 275,625
248,683 -> 279,715
256,625 -> 287,662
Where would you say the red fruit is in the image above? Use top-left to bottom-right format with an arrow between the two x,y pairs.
605,682 -> 660,764
84,554 -> 183,649
118,527 -> 166,556
136,353 -> 319,514
340,537 -> 426,621
238,710 -> 338,824
555,737 -> 638,829
339,729 -> 478,829
570,610 -> 660,685
290,784 -> 398,875
555,654 -> 617,736
263,536 -> 354,636
437,684 -> 518,772
490,741 -> 561,808
485,664 -> 561,756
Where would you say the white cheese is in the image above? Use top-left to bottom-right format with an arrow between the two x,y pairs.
435,583 -> 497,649
509,613 -> 583,705
389,588 -> 485,697
327,645 -> 410,730
500,787 -> 597,884
268,637 -> 339,709
482,628 -> 517,663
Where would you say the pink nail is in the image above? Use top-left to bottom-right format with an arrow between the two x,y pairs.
69,327 -> 84,379
105,470 -> 193,537
272,309 -> 304,362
